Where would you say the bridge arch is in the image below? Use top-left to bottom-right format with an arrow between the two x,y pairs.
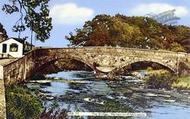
112,60 -> 176,75
33,56 -> 94,75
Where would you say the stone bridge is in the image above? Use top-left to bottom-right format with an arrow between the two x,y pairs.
2,47 -> 190,85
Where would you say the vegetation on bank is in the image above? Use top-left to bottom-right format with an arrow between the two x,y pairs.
66,14 -> 190,52
172,76 -> 190,89
5,85 -> 43,119
143,69 -> 177,89
143,69 -> 190,90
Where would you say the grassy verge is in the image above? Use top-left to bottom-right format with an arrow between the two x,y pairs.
5,85 -> 43,119
172,76 -> 190,89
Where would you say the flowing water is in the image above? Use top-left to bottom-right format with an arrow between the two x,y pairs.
27,71 -> 190,119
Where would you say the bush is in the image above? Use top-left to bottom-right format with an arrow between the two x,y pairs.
6,85 -> 43,119
145,70 -> 176,89
172,76 -> 190,89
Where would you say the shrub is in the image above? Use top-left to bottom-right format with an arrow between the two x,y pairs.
145,70 -> 176,89
6,85 -> 43,119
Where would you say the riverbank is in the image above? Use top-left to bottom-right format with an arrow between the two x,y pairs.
172,76 -> 190,89
141,69 -> 190,90
132,69 -> 175,89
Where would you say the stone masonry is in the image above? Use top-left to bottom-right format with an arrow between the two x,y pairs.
0,80 -> 6,119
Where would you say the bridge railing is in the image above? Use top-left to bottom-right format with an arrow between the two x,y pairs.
35,46 -> 188,54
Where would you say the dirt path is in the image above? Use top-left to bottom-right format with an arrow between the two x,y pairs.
0,80 -> 6,119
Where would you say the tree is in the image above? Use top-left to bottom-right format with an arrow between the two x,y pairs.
2,0 -> 52,42
0,23 -> 8,39
66,14 -> 190,52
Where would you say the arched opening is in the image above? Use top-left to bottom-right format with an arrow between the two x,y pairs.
114,61 -> 175,75
33,58 -> 94,75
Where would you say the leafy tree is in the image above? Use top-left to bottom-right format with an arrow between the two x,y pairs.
2,0 -> 52,42
66,14 -> 190,52
110,17 -> 143,47
66,15 -> 112,46
0,23 -> 8,39
174,25 -> 190,42
169,42 -> 186,52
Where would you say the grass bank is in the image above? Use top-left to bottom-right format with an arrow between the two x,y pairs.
143,68 -> 190,90
144,69 -> 176,89
5,85 -> 43,119
172,76 -> 190,89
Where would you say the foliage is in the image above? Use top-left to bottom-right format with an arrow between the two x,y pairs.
2,0 -> 52,41
172,76 -> 190,89
0,23 -> 8,39
144,70 -> 176,89
169,42 -> 186,52
66,14 -> 190,52
6,85 -> 43,119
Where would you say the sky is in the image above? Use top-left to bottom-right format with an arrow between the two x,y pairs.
0,0 -> 190,47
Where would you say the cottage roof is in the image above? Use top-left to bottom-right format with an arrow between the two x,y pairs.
0,37 -> 34,46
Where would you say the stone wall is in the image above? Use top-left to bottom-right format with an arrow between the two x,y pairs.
3,50 -> 36,85
0,80 -> 6,119
0,66 -> 3,79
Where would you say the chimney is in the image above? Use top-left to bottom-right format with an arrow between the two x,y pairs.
0,32 -> 4,42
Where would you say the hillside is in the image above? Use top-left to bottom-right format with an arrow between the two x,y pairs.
66,14 -> 190,52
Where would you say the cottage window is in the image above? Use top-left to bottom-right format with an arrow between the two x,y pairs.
10,43 -> 18,52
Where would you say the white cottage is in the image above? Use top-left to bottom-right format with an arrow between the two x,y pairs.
0,38 -> 23,58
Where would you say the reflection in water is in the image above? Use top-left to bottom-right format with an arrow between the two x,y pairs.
27,71 -> 190,119
47,71 -> 95,80
86,81 -> 112,95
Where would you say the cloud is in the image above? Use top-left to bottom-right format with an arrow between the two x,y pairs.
130,3 -> 188,17
50,3 -> 94,25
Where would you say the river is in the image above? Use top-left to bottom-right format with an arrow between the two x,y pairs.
26,71 -> 190,119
